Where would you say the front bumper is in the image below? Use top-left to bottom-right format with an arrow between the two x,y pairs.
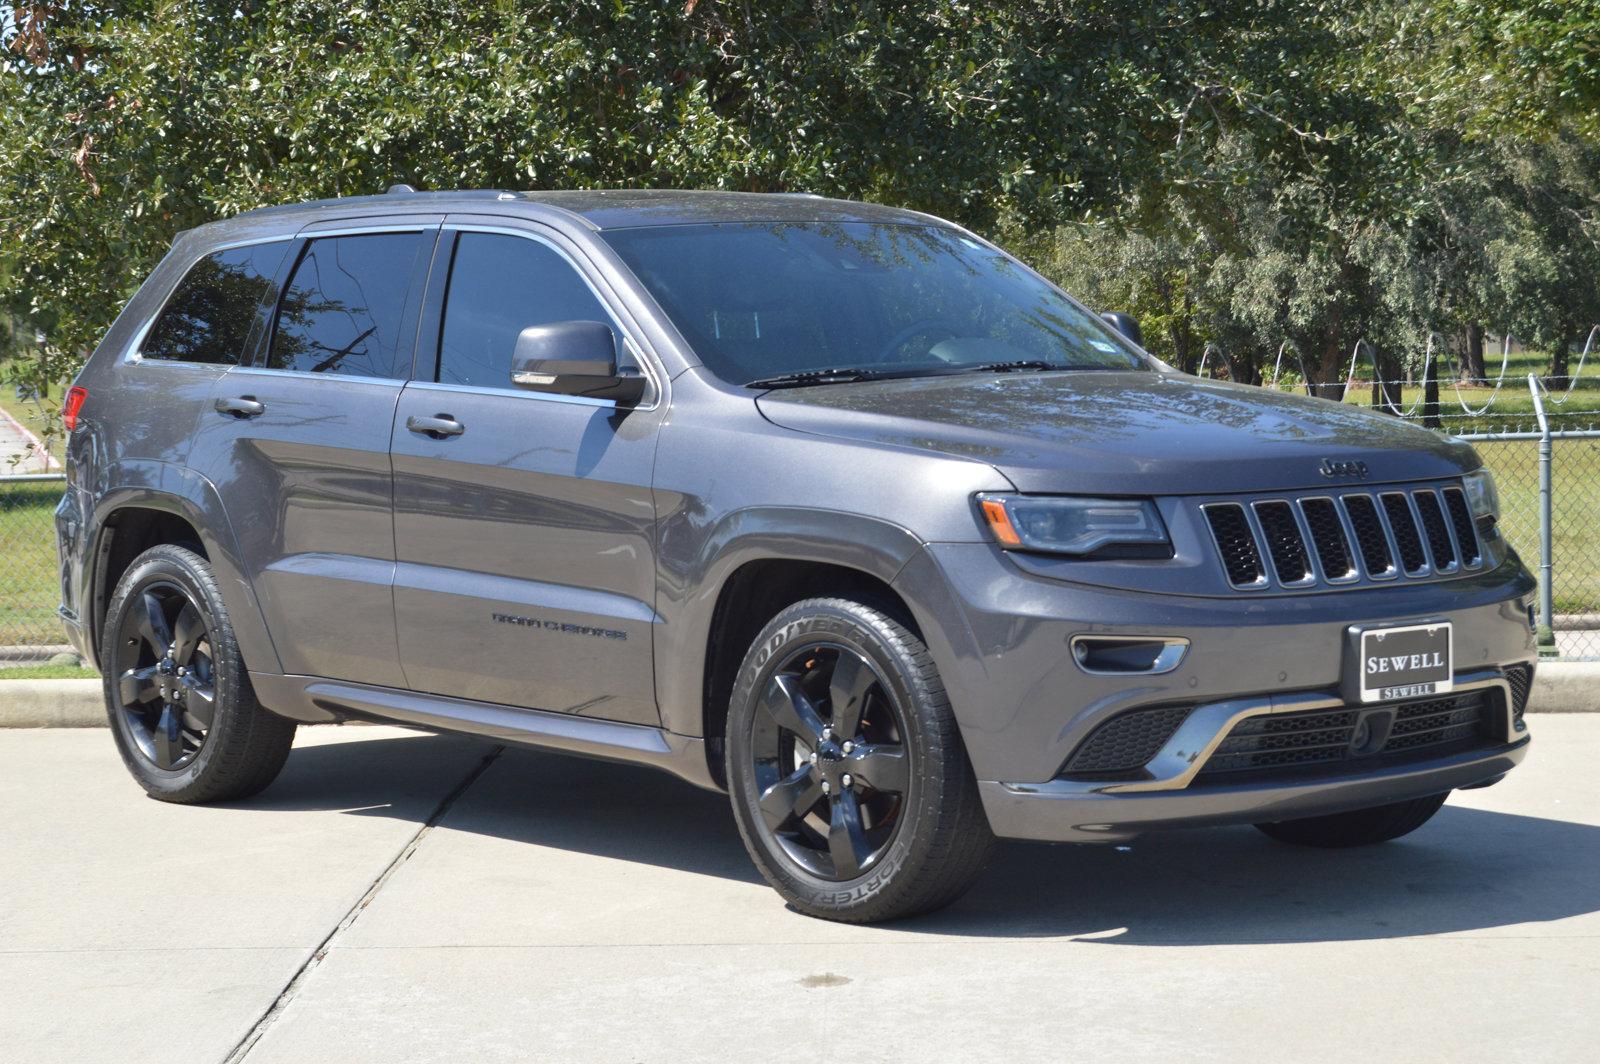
977,669 -> 1528,842
892,541 -> 1538,841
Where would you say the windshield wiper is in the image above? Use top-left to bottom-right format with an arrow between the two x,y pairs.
745,367 -> 897,389
962,360 -> 1066,374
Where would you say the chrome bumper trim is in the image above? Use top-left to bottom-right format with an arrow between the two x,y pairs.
1001,667 -> 1519,797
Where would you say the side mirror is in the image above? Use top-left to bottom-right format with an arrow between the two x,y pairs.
1100,311 -> 1144,349
510,320 -> 647,405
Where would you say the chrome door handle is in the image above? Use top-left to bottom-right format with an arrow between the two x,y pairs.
214,396 -> 264,418
406,414 -> 464,438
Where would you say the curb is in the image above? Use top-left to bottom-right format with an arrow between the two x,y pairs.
1530,662 -> 1600,713
4,664 -> 1599,727
1,679 -> 106,727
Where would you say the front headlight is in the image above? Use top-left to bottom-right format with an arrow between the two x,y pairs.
977,494 -> 1170,556
1462,469 -> 1500,522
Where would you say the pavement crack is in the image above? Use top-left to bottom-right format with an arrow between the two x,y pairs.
219,742 -> 504,1064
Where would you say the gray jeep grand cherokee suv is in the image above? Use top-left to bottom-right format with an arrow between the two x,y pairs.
55,189 -> 1537,922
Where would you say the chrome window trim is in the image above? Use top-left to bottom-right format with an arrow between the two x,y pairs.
293,224 -> 434,238
434,222 -> 665,412
229,366 -> 401,388
403,379 -> 619,411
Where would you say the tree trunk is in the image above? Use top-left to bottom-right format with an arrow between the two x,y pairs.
1460,323 -> 1486,382
1174,289 -> 1198,374
1307,320 -> 1346,399
1370,348 -> 1402,415
1422,349 -> 1441,430
1223,349 -> 1256,385
1549,328 -> 1573,388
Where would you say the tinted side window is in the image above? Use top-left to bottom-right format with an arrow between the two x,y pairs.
141,242 -> 289,364
267,232 -> 427,379
437,233 -> 623,389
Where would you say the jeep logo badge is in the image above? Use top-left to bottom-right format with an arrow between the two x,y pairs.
1320,458 -> 1370,479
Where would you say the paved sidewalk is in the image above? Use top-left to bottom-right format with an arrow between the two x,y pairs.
0,400 -> 59,473
4,721 -> 1597,1064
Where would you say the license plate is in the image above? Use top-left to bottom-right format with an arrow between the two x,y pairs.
1356,622 -> 1453,703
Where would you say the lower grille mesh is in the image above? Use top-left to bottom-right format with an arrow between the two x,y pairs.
1196,689 -> 1497,781
1062,705 -> 1194,779
1504,664 -> 1532,720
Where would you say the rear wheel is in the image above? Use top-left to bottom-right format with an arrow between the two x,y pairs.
1254,792 -> 1449,848
725,597 -> 994,922
102,544 -> 295,803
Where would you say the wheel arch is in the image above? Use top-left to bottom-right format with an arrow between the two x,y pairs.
654,506 -> 929,789
86,465 -> 281,677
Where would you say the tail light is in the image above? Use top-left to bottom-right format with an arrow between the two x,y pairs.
62,386 -> 88,432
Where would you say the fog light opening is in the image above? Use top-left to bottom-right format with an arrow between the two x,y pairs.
1070,636 -> 1189,676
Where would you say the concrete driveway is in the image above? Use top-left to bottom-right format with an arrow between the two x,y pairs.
3,719 -> 1597,1064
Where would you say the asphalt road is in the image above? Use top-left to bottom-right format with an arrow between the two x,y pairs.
3,719 -> 1596,1064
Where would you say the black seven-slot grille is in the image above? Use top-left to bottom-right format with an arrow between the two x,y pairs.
1194,689 -> 1498,781
1202,485 -> 1482,591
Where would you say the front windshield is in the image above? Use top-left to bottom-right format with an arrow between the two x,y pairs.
601,222 -> 1149,385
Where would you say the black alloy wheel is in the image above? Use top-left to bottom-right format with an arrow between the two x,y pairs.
103,544 -> 295,803
726,597 -> 995,922
750,643 -> 911,879
112,581 -> 217,770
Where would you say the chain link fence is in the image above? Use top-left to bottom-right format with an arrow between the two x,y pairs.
0,473 -> 71,658
3,386 -> 1598,662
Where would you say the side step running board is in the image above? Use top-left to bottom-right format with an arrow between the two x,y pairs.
254,673 -> 718,791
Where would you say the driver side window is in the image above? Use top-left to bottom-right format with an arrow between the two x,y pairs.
438,233 -> 629,390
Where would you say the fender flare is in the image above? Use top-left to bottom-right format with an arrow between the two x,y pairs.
653,505 -> 927,739
85,461 -> 281,677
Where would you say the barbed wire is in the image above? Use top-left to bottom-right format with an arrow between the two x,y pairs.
1195,325 -> 1600,420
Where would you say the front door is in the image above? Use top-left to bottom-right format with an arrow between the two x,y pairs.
189,222 -> 438,687
390,224 -> 664,725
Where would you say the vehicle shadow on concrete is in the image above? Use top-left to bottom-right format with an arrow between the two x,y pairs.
248,732 -> 1600,945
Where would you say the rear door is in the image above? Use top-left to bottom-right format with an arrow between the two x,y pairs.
188,218 -> 439,686
389,220 -> 665,724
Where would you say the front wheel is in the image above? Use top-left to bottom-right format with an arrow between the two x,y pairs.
1254,792 -> 1449,848
725,597 -> 995,922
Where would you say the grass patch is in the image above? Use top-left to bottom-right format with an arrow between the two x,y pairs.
0,481 -> 68,646
0,664 -> 98,680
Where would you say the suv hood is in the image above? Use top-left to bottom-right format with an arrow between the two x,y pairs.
755,371 -> 1478,495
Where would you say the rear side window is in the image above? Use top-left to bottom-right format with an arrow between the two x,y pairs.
267,232 -> 428,379
437,233 -> 624,389
140,241 -> 289,365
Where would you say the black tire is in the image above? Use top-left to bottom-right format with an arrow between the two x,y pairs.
1254,792 -> 1449,848
101,544 -> 295,803
725,597 -> 995,922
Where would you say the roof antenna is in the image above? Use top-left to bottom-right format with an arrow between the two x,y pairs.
386,183 -> 417,195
